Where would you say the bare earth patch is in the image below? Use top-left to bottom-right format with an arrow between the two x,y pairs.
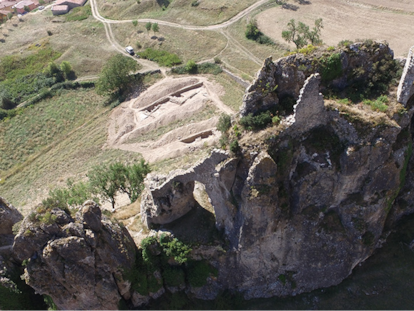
107,76 -> 234,163
256,0 -> 414,57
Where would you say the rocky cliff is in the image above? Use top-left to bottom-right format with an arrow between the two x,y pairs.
0,197 -> 23,294
140,42 -> 414,299
6,41 -> 414,308
12,201 -> 137,310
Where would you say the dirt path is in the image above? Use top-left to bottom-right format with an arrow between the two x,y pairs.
89,0 -> 268,75
90,0 -> 162,72
91,0 -> 269,30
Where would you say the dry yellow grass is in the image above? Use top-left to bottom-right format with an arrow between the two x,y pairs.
97,0 -> 259,25
256,0 -> 414,57
0,10 -> 114,77
111,23 -> 227,63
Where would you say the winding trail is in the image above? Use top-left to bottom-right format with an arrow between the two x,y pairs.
90,0 -> 163,73
91,0 -> 269,30
89,0 -> 268,73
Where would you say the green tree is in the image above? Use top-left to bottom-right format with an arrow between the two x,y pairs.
132,20 -> 138,27
39,0 -> 45,4
282,19 -> 308,49
217,113 -> 231,133
7,13 -> 13,20
23,5 -> 30,12
43,62 -> 64,81
185,60 -> 197,73
87,161 -> 150,209
245,20 -> 259,40
96,54 -> 138,95
145,22 -> 152,35
305,18 -> 323,45
152,22 -> 159,35
43,178 -> 96,210
0,89 -> 15,110
120,159 -> 151,202
60,61 -> 72,79
88,162 -> 126,210
282,18 -> 323,49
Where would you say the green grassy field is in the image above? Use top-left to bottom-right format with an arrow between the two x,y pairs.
0,88 -> 145,212
210,73 -> 246,111
0,89 -> 105,172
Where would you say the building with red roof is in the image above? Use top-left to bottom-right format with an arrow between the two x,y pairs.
13,0 -> 37,13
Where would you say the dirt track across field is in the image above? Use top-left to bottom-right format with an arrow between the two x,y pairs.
256,0 -> 414,57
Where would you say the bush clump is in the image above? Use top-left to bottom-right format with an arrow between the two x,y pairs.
159,234 -> 192,264
245,20 -> 275,46
240,111 -> 272,131
217,113 -> 231,133
138,48 -> 182,67
229,140 -> 240,153
65,5 -> 91,21
171,62 -> 222,75
320,53 -> 342,82
363,95 -> 389,112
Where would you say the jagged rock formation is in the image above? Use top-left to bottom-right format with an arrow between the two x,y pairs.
0,196 -> 23,292
0,197 -> 22,237
141,42 -> 414,300
397,46 -> 414,106
141,150 -> 238,234
12,201 -> 137,310
7,41 -> 414,308
241,41 -> 395,117
289,73 -> 327,133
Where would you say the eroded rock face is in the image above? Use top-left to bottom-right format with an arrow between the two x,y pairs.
241,41 -> 395,117
12,201 -> 137,310
291,73 -> 327,133
0,196 -> 22,236
140,43 -> 414,300
0,196 -> 23,293
141,150 -> 238,235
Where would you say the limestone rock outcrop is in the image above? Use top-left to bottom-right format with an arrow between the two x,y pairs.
140,42 -> 414,300
0,196 -> 23,293
141,150 -> 238,234
0,196 -> 22,237
8,41 -> 414,308
12,201 -> 137,310
241,41 -> 395,117
290,73 -> 327,133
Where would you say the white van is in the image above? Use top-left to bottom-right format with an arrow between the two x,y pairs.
125,46 -> 134,55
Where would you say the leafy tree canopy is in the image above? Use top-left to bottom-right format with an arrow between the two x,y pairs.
282,18 -> 323,49
96,54 -> 138,95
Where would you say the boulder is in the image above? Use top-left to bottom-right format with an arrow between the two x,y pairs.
13,201 -> 137,310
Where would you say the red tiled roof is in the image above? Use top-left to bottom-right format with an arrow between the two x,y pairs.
0,1 -> 17,9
